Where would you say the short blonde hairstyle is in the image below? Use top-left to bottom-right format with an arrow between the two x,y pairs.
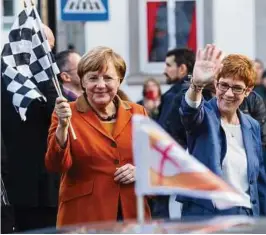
77,46 -> 126,83
217,54 -> 256,87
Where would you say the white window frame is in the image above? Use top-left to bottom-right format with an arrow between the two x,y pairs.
3,16 -> 15,25
138,0 -> 204,74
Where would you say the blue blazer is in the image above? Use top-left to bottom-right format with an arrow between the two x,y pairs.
157,76 -> 190,125
177,97 -> 266,217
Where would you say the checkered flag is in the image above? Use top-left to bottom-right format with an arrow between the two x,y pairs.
1,5 -> 60,121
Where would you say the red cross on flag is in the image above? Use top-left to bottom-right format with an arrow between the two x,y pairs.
132,115 -> 246,210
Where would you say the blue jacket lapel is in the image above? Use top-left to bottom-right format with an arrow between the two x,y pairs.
209,98 -> 225,176
239,111 -> 253,181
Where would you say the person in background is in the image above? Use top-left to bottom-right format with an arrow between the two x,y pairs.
67,44 -> 75,50
56,50 -> 82,101
263,70 -> 266,84
262,70 -> 266,104
153,48 -> 195,219
1,25 -> 59,232
45,46 -> 151,227
138,78 -> 162,120
179,44 -> 266,217
1,136 -> 15,233
254,59 -> 266,104
157,48 -> 195,125
260,70 -> 266,169
254,59 -> 264,86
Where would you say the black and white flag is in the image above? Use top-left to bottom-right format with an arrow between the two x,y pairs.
1,5 -> 59,121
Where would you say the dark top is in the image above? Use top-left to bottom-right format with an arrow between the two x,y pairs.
1,79 -> 60,207
254,85 -> 266,107
137,99 -> 160,120
157,76 -> 191,125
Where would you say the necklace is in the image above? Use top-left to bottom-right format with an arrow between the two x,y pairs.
222,121 -> 240,138
96,112 -> 117,121
84,94 -> 118,121
230,132 -> 235,138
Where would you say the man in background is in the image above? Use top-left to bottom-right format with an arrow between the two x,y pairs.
154,48 -> 195,219
55,50 -> 82,101
254,59 -> 266,105
157,48 -> 195,126
254,59 -> 264,86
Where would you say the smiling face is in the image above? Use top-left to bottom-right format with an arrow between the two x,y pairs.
82,61 -> 120,108
215,54 -> 256,117
215,77 -> 252,116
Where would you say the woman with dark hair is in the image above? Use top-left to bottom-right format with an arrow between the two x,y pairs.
138,78 -> 162,120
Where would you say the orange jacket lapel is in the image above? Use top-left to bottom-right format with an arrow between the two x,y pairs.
75,95 -> 113,140
113,98 -> 132,139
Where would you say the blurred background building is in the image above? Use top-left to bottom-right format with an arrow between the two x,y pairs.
1,0 -> 266,101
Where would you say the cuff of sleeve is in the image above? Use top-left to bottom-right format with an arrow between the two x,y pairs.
185,91 -> 201,108
54,133 -> 70,153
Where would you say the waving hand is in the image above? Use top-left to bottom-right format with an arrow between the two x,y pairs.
192,44 -> 223,86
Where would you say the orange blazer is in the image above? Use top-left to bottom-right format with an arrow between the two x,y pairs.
45,95 -> 151,227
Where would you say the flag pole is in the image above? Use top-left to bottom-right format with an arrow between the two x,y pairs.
137,195 -> 145,224
24,0 -> 77,140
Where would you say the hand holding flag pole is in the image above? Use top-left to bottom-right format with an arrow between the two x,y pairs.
31,6 -> 77,140
1,0 -> 76,139
24,0 -> 77,140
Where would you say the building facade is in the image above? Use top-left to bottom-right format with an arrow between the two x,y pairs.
2,0 -> 266,101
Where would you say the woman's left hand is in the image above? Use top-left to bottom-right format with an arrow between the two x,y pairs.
114,164 -> 135,184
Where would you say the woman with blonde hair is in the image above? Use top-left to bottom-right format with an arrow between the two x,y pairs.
45,46 -> 151,226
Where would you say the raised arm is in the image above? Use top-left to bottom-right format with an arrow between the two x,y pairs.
180,45 -> 223,129
187,44 -> 223,102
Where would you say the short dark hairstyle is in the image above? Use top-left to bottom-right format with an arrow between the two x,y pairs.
166,48 -> 195,74
55,50 -> 77,72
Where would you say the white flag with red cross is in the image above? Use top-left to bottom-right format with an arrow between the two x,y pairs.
132,115 -> 246,209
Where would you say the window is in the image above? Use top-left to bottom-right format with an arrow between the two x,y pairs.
139,0 -> 204,73
4,0 -> 14,16
3,0 -> 15,29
